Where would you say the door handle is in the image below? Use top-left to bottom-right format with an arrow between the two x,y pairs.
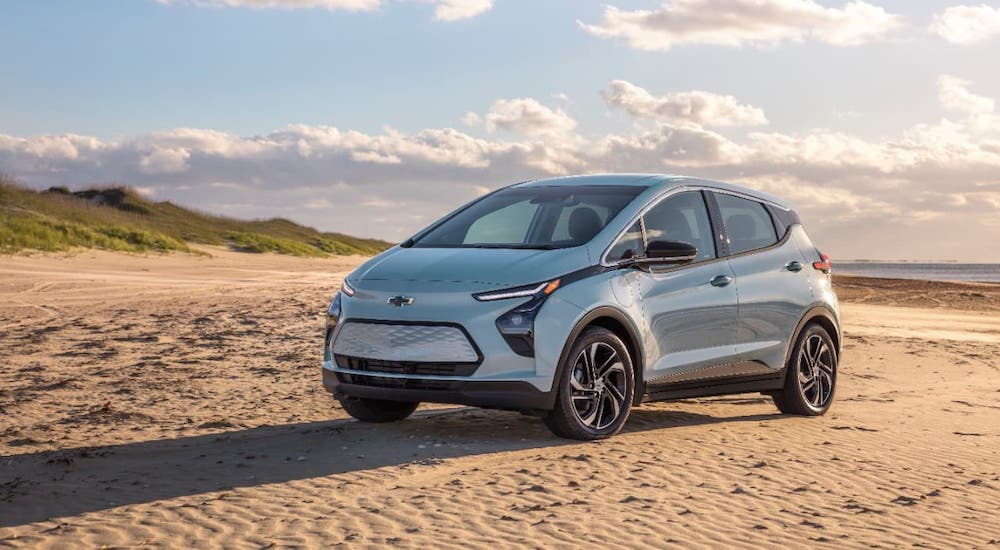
710,275 -> 733,287
785,260 -> 803,272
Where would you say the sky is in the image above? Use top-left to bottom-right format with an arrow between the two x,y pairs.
2,0 -> 999,261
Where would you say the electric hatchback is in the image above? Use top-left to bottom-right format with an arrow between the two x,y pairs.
323,174 -> 840,440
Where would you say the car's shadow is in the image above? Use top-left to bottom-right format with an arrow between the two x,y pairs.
0,405 -> 782,528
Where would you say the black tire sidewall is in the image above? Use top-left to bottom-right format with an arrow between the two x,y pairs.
553,327 -> 635,438
338,396 -> 419,423
787,324 -> 837,415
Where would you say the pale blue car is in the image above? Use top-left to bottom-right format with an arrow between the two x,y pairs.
323,174 -> 840,440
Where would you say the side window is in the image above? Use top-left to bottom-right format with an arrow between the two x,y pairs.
714,193 -> 778,254
606,220 -> 643,262
642,192 -> 716,262
463,200 -> 538,244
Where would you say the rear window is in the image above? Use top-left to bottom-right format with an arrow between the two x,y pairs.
715,193 -> 778,254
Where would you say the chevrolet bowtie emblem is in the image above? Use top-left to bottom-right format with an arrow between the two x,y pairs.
387,295 -> 415,307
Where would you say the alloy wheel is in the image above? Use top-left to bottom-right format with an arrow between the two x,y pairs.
570,342 -> 628,430
797,334 -> 834,408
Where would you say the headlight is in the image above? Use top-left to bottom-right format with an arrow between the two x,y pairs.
341,278 -> 356,297
473,279 -> 559,301
482,279 -> 561,357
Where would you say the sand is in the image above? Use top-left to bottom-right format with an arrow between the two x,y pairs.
1,249 -> 998,548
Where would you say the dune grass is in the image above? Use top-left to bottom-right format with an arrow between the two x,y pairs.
0,175 -> 391,256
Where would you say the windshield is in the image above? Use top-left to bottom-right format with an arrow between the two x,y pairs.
412,185 -> 646,249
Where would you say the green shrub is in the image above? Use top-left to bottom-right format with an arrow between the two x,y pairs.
0,176 -> 391,256
227,232 -> 327,257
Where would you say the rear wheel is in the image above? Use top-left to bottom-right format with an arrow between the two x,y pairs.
544,327 -> 634,440
772,324 -> 837,415
338,396 -> 419,423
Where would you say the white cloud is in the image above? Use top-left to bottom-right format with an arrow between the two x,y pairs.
939,75 -> 995,116
482,98 -> 578,138
139,147 -> 191,174
3,76 -> 1000,259
931,4 -> 1000,45
595,124 -> 749,169
579,0 -> 905,51
602,80 -> 768,127
421,0 -> 493,21
0,134 -> 102,162
156,0 -> 381,11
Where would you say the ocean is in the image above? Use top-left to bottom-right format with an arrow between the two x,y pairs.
835,262 -> 1000,283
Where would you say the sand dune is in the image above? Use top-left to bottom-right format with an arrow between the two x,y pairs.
1,250 -> 998,548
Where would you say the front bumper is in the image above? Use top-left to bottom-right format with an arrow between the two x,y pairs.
322,367 -> 553,410
322,281 -> 589,412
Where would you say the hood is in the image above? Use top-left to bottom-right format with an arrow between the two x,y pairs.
353,246 -> 589,287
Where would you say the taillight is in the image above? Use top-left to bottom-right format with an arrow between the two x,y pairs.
813,252 -> 832,274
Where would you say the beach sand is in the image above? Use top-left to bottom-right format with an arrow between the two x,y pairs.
1,249 -> 998,548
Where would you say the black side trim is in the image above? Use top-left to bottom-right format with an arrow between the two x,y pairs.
337,318 -> 485,365
324,368 -> 550,411
553,306 -> 645,408
642,373 -> 784,403
702,190 -> 731,257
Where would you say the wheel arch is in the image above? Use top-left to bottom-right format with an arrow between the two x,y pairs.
553,306 -> 646,407
786,306 -> 841,366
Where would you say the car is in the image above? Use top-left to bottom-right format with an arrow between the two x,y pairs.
322,174 -> 840,440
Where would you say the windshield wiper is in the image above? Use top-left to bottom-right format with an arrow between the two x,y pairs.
467,244 -> 560,250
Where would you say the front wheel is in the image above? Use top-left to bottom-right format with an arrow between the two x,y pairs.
772,324 -> 837,415
544,327 -> 634,440
338,396 -> 419,423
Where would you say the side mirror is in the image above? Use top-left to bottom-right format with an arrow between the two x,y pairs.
643,240 -> 697,264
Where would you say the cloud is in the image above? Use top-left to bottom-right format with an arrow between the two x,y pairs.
938,75 -> 995,116
3,76 -> 1000,259
482,98 -> 578,139
601,80 -> 768,127
139,147 -> 191,175
931,4 -> 1000,45
421,0 -> 493,21
579,0 -> 905,51
595,124 -> 749,169
155,0 -> 381,11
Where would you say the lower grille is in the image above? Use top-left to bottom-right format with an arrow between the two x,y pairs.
335,355 -> 479,377
331,321 -> 480,363
335,372 -> 459,391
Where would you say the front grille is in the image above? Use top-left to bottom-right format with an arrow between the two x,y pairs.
331,321 -> 479,363
335,355 -> 480,377
335,372 -> 459,391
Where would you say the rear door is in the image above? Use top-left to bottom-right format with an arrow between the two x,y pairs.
628,191 -> 741,385
712,192 -> 813,373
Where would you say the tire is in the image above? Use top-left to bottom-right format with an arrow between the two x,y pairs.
338,396 -> 419,423
772,323 -> 837,416
544,327 -> 635,440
